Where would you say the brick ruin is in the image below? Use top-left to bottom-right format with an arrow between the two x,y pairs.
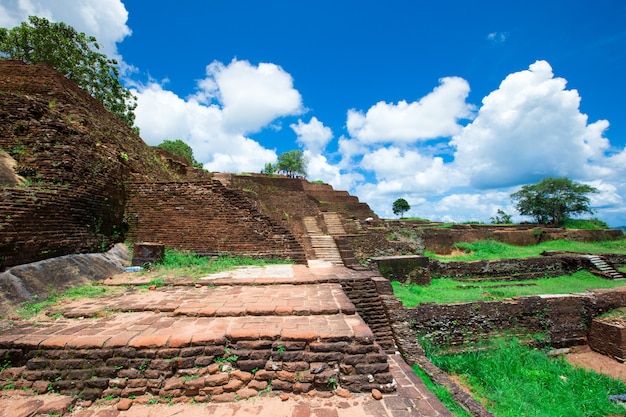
0,60 -> 375,268
2,59 -> 626,412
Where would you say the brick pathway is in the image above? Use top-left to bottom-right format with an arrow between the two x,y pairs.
0,264 -> 454,417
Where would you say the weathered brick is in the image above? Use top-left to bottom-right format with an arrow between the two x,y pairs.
204,373 -> 229,387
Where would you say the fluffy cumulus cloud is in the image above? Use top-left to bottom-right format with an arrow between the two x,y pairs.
0,0 -> 131,61
338,60 -> 625,224
291,117 -> 333,154
451,60 -> 611,189
195,60 -> 303,133
134,59 -> 303,173
346,76 -> 473,144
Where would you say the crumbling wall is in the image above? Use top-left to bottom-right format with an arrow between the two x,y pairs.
404,287 -> 626,348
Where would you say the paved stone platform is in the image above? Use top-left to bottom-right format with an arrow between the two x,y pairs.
51,283 -> 356,318
0,264 -> 454,416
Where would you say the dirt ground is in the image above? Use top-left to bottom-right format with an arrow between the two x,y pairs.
566,345 -> 626,382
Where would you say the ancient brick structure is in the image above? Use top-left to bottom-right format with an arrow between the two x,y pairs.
400,287 -> 626,348
125,181 -> 307,263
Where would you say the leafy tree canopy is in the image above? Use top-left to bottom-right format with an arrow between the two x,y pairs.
510,177 -> 598,226
392,198 -> 411,218
276,150 -> 307,178
0,16 -> 137,127
157,139 -> 203,169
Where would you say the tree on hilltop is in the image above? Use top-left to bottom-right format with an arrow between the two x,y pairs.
0,16 -> 137,128
510,177 -> 598,226
266,150 -> 307,178
157,139 -> 203,169
392,198 -> 410,218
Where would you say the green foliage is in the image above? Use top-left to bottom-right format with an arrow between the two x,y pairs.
261,162 -> 276,176
0,16 -> 137,127
149,249 -> 292,279
276,150 -> 307,178
490,209 -> 513,224
17,284 -> 115,318
411,365 -> 471,417
426,238 -> 626,262
392,270 -> 626,306
392,198 -> 411,218
157,139 -> 203,169
562,218 -> 609,230
426,338 -> 626,417
511,177 -> 598,225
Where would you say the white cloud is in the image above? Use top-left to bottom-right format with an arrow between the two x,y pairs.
487,32 -> 508,44
291,117 -> 332,154
133,59 -> 306,173
304,151 -> 362,191
346,76 -> 474,144
0,0 -> 131,61
195,60 -> 304,133
451,60 -> 611,189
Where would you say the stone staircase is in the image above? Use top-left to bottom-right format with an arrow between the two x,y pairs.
303,216 -> 344,265
584,255 -> 626,279
323,212 -> 347,235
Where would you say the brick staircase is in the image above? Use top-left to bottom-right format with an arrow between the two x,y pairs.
584,255 -> 625,279
303,216 -> 344,265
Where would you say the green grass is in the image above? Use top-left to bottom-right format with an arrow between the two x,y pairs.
412,365 -> 471,417
392,271 -> 626,306
148,249 -> 292,278
424,338 -> 626,417
17,284 -> 117,318
425,238 -> 626,261
562,218 -> 610,230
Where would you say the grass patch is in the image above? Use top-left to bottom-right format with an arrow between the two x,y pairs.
148,249 -> 292,279
425,239 -> 626,262
412,365 -> 471,417
562,218 -> 610,230
424,338 -> 626,417
17,284 -> 117,319
392,271 -> 626,306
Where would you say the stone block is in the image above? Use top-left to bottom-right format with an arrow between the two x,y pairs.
372,255 -> 430,285
131,242 -> 165,266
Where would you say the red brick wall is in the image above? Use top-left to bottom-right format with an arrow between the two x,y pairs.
125,181 -> 306,262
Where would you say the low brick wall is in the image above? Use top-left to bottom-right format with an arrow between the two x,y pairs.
419,225 -> 624,255
0,337 -> 392,401
372,256 -> 431,285
404,287 -> 626,348
429,255 -> 587,280
588,319 -> 626,362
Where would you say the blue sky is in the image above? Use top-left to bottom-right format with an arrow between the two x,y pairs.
2,1 -> 626,226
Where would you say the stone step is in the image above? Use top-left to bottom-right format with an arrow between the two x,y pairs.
0,312 -> 391,401
51,283 -> 357,319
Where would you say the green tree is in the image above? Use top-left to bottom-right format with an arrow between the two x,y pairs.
261,162 -> 276,176
510,177 -> 598,226
157,139 -> 203,169
276,150 -> 307,178
0,16 -> 137,127
392,198 -> 411,218
490,209 -> 513,224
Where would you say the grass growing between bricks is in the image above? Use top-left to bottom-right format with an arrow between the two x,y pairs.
411,365 -> 471,417
147,249 -> 293,279
422,338 -> 626,417
425,239 -> 626,262
17,284 -> 122,319
393,271 -> 626,306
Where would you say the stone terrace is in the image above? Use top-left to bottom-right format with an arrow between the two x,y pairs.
0,264 -> 453,416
